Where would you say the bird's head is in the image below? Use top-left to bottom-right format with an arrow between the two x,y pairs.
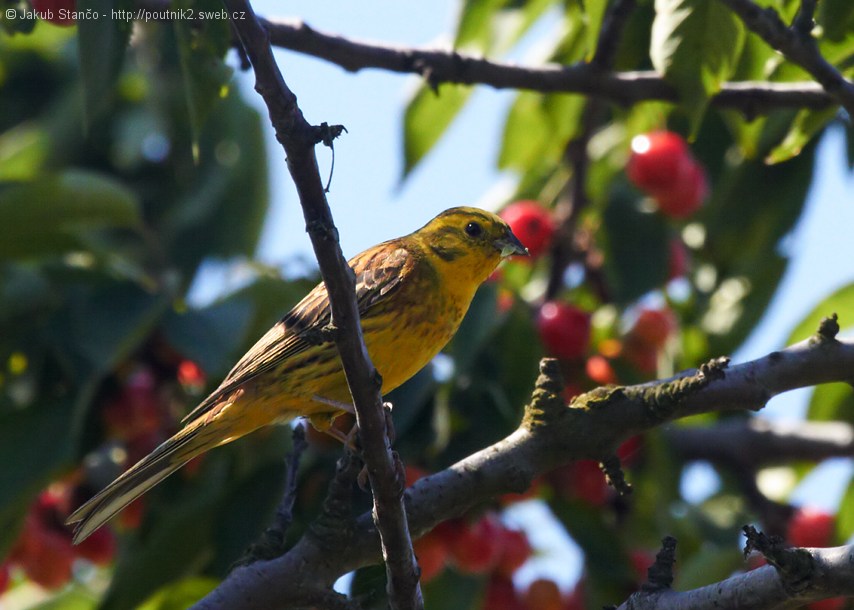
413,207 -> 528,285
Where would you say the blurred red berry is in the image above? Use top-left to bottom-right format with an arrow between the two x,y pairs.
32,0 -> 76,25
178,360 -> 206,389
118,497 -> 146,530
787,507 -> 835,547
11,514 -> 75,590
617,435 -> 644,468
655,160 -> 708,219
537,302 -> 591,360
668,238 -> 689,280
627,132 -> 692,193
449,514 -> 504,574
623,340 -> 658,374
496,528 -> 532,577
524,578 -> 563,610
551,460 -> 609,507
499,478 -> 543,506
414,530 -> 448,583
482,576 -> 525,610
631,309 -> 677,350
75,526 -> 115,565
629,549 -> 656,584
562,383 -> 584,404
405,465 -> 430,488
102,370 -> 163,442
0,561 -> 10,594
808,597 -> 846,610
500,201 -> 555,259
563,581 -> 586,610
586,355 -> 617,385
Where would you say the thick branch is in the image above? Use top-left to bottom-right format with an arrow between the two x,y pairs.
716,0 -> 854,116
667,418 -> 854,467
196,334 -> 854,608
221,2 -> 421,609
619,546 -> 854,610
260,17 -> 834,114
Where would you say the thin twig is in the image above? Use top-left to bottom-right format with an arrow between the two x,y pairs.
260,17 -> 835,115
546,0 -> 635,300
716,0 -> 854,116
222,1 -> 422,609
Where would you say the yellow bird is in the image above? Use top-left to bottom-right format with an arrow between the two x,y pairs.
67,207 -> 527,542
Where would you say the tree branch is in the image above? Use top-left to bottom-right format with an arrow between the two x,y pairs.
667,418 -> 854,467
716,0 -> 854,116
620,545 -> 854,610
259,17 -> 835,115
222,2 -> 421,609
195,327 -> 854,609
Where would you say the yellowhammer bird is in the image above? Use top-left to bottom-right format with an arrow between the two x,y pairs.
67,206 -> 526,542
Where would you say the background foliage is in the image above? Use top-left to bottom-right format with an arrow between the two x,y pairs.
0,0 -> 852,608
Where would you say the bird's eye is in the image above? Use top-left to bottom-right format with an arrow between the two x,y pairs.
465,222 -> 482,237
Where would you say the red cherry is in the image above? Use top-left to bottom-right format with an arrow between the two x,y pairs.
655,160 -> 708,219
617,435 -> 644,468
524,578 -> 563,610
496,528 -> 532,577
563,581 -> 585,610
787,507 -> 835,547
550,460 -> 609,507
178,360 -> 206,389
405,465 -> 430,488
449,514 -> 504,574
537,302 -> 591,361
414,530 -> 448,583
586,355 -> 617,385
627,132 -> 692,193
629,549 -> 656,583
500,201 -> 556,259
12,514 -> 75,590
623,339 -> 658,374
118,497 -> 146,530
482,576 -> 526,610
668,238 -> 690,280
562,383 -> 584,404
630,309 -> 677,350
0,561 -> 11,594
31,0 -> 76,26
808,597 -> 846,610
75,526 -> 116,565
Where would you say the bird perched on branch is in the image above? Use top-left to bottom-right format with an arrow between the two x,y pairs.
67,206 -> 527,542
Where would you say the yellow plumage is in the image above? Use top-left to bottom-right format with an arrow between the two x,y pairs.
66,207 -> 526,542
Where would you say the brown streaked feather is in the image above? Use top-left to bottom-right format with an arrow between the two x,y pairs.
181,243 -> 415,424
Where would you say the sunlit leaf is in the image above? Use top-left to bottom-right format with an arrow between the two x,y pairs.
766,108 -> 837,164
651,0 -> 745,131
785,282 -> 854,344
402,84 -> 471,177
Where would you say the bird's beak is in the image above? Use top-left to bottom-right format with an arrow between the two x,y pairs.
494,230 -> 528,258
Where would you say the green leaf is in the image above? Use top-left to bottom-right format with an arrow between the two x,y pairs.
402,84 -> 471,176
76,0 -> 132,123
0,170 -> 140,260
675,545 -> 743,590
766,108 -> 837,164
455,0 -> 506,49
818,0 -> 854,42
785,283 -> 854,345
650,0 -> 745,131
0,401 -> 76,555
161,298 -> 255,379
498,92 -> 586,171
807,383 -> 854,423
172,0 -> 233,160
138,578 -> 220,610
601,189 -> 670,305
30,584 -> 99,610
583,0 -> 609,60
837,473 -> 854,541
423,569 -> 485,610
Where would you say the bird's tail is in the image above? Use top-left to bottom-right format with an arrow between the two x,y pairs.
66,421 -> 214,544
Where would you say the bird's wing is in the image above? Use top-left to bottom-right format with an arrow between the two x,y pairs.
181,243 -> 415,423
